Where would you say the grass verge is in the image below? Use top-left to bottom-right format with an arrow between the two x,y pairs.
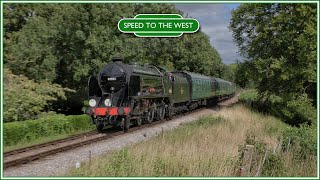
67,104 -> 316,177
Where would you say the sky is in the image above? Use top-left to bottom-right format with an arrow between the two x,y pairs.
175,4 -> 242,65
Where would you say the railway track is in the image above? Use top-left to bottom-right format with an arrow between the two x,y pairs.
3,94 -> 239,169
3,108 -> 202,169
3,130 -> 98,157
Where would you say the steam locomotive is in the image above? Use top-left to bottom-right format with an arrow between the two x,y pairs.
86,57 -> 236,131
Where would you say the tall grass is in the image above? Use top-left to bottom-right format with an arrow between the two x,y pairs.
67,105 -> 317,177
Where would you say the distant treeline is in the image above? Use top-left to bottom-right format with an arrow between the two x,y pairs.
4,4 -> 226,122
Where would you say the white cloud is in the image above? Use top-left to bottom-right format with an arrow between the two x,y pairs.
175,4 -> 242,64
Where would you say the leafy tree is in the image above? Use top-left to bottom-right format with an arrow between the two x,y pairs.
230,3 -> 317,124
230,3 -> 316,99
173,32 -> 224,77
3,68 -> 73,122
222,63 -> 237,82
234,60 -> 255,88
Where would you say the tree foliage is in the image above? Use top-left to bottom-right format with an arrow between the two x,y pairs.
222,63 -> 237,82
4,4 -> 224,119
230,3 -> 317,125
3,68 -> 73,122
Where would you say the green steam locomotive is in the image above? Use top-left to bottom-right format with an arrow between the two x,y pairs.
86,57 -> 236,131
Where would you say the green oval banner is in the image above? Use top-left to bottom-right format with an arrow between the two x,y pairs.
117,14 -> 200,37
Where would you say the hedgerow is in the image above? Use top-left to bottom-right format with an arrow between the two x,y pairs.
3,114 -> 94,146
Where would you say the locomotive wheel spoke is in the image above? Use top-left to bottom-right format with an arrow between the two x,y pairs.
148,109 -> 155,123
166,104 -> 173,119
160,106 -> 165,120
156,106 -> 161,121
135,118 -> 142,126
156,102 -> 166,121
145,103 -> 156,123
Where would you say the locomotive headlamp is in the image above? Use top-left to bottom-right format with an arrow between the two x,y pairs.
89,99 -> 97,107
117,107 -> 125,115
104,99 -> 111,107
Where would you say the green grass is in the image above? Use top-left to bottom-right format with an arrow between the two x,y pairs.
67,105 -> 316,177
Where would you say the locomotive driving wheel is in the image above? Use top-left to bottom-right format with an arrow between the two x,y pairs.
165,103 -> 173,119
96,124 -> 104,132
146,108 -> 155,123
135,117 -> 142,126
145,103 -> 156,123
120,116 -> 130,131
156,101 -> 166,121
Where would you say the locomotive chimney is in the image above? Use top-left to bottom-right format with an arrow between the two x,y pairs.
112,57 -> 123,62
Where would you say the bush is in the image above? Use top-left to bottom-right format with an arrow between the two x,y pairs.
3,114 -> 94,146
239,90 -> 258,105
261,94 -> 316,126
262,154 -> 283,176
240,90 -> 316,126
280,94 -> 316,125
3,68 -> 74,122
282,124 -> 317,157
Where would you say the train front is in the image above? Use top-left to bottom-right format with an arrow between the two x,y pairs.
86,58 -> 131,131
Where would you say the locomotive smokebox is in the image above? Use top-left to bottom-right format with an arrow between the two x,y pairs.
112,57 -> 124,62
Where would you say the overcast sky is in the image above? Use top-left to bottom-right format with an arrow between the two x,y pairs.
175,4 -> 242,64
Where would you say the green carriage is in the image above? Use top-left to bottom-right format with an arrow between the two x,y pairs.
169,71 -> 236,105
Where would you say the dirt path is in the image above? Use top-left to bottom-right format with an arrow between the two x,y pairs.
218,93 -> 240,107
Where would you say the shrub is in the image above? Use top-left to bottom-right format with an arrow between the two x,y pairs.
238,90 -> 258,105
262,153 -> 283,176
3,114 -> 94,146
282,124 -> 317,157
240,90 -> 316,126
3,68 -> 74,122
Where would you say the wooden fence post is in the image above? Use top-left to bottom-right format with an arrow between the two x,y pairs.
255,149 -> 268,176
240,144 -> 254,176
89,150 -> 92,165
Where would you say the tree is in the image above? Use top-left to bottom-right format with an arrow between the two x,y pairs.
3,68 -> 73,122
230,3 -> 316,99
222,63 -> 237,82
230,3 -> 317,124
